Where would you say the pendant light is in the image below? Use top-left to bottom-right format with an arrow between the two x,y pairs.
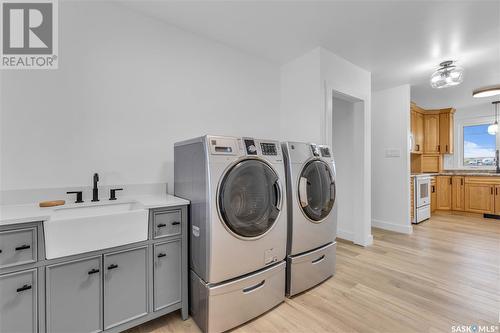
488,101 -> 500,135
430,60 -> 464,89
473,85 -> 500,98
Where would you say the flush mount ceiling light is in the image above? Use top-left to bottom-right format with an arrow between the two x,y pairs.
473,85 -> 500,98
430,60 -> 464,89
488,101 -> 500,135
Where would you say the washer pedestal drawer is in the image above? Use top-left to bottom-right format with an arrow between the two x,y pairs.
190,261 -> 285,333
287,242 -> 336,297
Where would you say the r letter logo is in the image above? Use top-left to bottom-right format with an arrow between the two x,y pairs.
1,0 -> 58,69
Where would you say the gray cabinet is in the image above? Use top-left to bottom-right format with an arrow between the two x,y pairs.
46,256 -> 102,333
0,227 -> 37,269
103,246 -> 148,330
0,268 -> 37,333
153,240 -> 181,311
152,210 -> 181,239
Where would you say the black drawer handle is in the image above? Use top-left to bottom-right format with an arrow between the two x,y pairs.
157,223 -> 166,228
0,249 -> 2,253
88,268 -> 100,275
242,280 -> 265,293
107,264 -> 119,270
16,284 -> 32,293
157,253 -> 167,258
15,244 -> 31,251
171,221 -> 180,226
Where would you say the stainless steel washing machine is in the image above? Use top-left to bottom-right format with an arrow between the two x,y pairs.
282,141 -> 337,297
174,135 -> 287,333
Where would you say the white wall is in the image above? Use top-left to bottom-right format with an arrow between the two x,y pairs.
280,47 -> 372,246
372,85 -> 412,234
0,2 -> 280,191
443,102 -> 497,170
279,49 -> 322,142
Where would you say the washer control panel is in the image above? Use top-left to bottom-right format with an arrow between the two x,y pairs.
260,143 -> 278,156
244,139 -> 258,155
320,146 -> 331,158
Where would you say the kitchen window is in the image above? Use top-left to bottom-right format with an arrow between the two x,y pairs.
463,123 -> 496,167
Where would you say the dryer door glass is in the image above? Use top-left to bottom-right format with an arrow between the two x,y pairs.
298,160 -> 335,222
218,159 -> 281,238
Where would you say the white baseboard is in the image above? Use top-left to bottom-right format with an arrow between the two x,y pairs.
372,219 -> 413,234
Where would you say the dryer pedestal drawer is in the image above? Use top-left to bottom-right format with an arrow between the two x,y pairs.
190,261 -> 285,333
287,242 -> 336,297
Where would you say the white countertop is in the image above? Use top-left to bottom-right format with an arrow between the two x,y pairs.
0,194 -> 189,226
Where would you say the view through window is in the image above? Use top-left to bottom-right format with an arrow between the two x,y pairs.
463,124 -> 496,166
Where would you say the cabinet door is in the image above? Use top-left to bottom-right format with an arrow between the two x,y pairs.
0,269 -> 37,333
46,256 -> 102,333
415,112 -> 424,153
104,246 -> 148,330
451,176 -> 465,211
436,176 -> 452,210
465,183 -> 494,214
439,112 -> 454,154
494,186 -> 500,215
431,180 -> 437,213
153,240 -> 181,311
424,114 -> 440,153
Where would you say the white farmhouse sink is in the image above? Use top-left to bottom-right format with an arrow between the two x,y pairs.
44,201 -> 148,259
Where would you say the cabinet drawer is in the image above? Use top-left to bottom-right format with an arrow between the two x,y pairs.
287,242 -> 336,296
153,210 -> 182,239
0,227 -> 37,269
153,240 -> 181,311
0,268 -> 37,333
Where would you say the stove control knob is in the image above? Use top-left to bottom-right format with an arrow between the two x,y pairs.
248,145 -> 257,153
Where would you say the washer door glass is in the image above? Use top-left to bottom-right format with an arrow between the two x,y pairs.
298,160 -> 335,222
218,159 -> 281,238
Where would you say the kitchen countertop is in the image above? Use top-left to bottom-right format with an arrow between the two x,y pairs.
0,194 -> 190,227
411,171 -> 500,178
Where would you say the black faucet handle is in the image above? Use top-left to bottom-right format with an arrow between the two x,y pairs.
109,188 -> 123,201
93,173 -> 99,182
67,191 -> 84,203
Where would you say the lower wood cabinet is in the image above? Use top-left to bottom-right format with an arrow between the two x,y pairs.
451,176 -> 465,211
153,240 -> 181,311
0,269 -> 37,333
104,246 -> 148,330
495,185 -> 500,215
430,178 -> 437,213
436,176 -> 452,210
46,256 -> 102,333
464,183 -> 494,214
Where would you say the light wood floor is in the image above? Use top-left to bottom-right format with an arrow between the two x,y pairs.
127,213 -> 500,333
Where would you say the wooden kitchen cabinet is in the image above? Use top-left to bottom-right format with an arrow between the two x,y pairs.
439,112 -> 454,154
495,185 -> 500,215
411,110 -> 424,153
464,183 -> 494,214
424,114 -> 440,153
451,176 -> 465,211
436,176 -> 452,210
430,177 -> 437,212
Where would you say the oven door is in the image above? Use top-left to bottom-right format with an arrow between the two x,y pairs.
416,177 -> 430,207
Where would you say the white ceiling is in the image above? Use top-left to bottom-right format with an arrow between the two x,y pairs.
122,1 -> 500,109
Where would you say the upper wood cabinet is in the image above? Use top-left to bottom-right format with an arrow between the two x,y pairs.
424,114 -> 440,153
411,109 -> 424,153
439,112 -> 454,154
436,176 -> 452,210
451,176 -> 465,211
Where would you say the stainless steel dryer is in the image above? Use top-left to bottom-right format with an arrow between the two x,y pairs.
282,141 -> 337,296
174,135 -> 287,333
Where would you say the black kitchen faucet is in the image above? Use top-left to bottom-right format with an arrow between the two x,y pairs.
92,173 -> 99,202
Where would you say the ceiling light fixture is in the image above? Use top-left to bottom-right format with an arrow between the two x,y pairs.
472,85 -> 500,98
430,60 -> 464,89
488,101 -> 500,136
